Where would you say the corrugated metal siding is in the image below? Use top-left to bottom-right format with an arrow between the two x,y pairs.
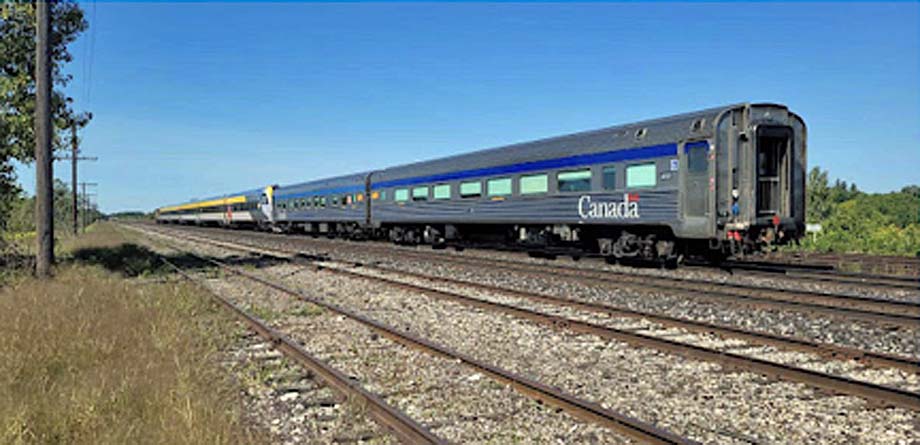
372,190 -> 678,225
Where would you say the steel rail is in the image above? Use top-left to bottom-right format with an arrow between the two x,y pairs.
767,252 -> 920,277
159,257 -> 448,445
771,269 -> 918,290
169,227 -> 920,373
688,260 -> 920,290
144,224 -> 920,327
428,253 -> 920,318
142,228 -> 695,445
148,227 -> 920,412
383,249 -> 920,328
363,263 -> 920,374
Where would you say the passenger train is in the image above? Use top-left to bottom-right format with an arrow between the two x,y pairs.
156,103 -> 807,263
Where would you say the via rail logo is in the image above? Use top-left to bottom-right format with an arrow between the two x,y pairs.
578,193 -> 640,219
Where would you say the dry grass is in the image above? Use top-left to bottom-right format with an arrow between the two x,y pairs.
0,224 -> 264,445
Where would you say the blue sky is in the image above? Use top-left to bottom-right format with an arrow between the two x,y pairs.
15,2 -> 920,212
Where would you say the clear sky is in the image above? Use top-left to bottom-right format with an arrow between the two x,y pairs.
15,1 -> 920,213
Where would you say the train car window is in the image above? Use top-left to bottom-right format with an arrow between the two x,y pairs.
487,178 -> 512,196
320,197 -> 327,207
395,189 -> 409,202
412,186 -> 428,201
380,190 -> 387,201
520,174 -> 548,194
688,145 -> 708,173
626,163 -> 657,188
603,166 -> 617,190
557,169 -> 591,192
460,181 -> 482,198
433,184 -> 451,200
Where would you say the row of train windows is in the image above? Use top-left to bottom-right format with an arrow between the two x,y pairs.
276,162 -> 663,209
163,202 -> 258,214
279,193 -> 363,210
389,162 -> 657,202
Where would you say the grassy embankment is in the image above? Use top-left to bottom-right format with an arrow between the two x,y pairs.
0,223 -> 263,444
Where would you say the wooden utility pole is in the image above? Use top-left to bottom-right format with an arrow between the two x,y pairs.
79,182 -> 98,233
71,124 -> 78,234
60,123 -> 97,234
34,0 -> 53,277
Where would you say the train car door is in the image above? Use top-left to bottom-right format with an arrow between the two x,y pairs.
682,140 -> 711,232
259,185 -> 275,224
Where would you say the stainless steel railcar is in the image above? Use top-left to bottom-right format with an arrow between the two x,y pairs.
156,103 -> 806,262
155,188 -> 267,227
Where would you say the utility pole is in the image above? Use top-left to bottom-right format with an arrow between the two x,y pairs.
34,0 -> 53,277
58,122 -> 97,235
79,182 -> 98,233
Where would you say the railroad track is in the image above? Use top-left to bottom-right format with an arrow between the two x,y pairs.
767,251 -> 920,278
157,223 -> 920,329
161,256 -> 447,444
699,259 -> 920,291
135,224 -> 920,413
131,224 -> 697,445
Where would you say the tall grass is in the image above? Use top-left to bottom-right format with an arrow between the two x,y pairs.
0,225 -> 263,445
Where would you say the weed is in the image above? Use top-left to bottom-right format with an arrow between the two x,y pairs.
0,224 -> 264,445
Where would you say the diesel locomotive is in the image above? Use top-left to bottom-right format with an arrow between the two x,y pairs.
156,103 -> 807,263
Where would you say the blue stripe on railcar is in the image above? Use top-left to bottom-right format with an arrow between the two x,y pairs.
274,141 -> 678,202
683,141 -> 709,152
275,184 -> 366,201
372,143 -> 678,190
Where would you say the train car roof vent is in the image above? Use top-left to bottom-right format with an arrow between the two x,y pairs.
691,118 -> 705,133
634,128 -> 648,140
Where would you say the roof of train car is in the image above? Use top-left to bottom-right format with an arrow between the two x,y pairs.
158,187 -> 264,212
273,171 -> 371,199
159,103 -> 796,209
372,104 -> 750,183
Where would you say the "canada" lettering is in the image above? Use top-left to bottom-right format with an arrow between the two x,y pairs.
578,194 -> 640,219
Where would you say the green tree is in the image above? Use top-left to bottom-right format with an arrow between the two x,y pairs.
806,167 -> 832,222
4,179 -> 102,236
1,1 -> 89,231
902,185 -> 920,199
806,167 -> 862,223
801,168 -> 920,256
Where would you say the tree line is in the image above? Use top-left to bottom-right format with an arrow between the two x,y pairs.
1,1 -> 90,246
802,167 -> 920,256
5,179 -> 103,236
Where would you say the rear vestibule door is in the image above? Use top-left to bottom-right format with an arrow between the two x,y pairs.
681,140 -> 712,235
